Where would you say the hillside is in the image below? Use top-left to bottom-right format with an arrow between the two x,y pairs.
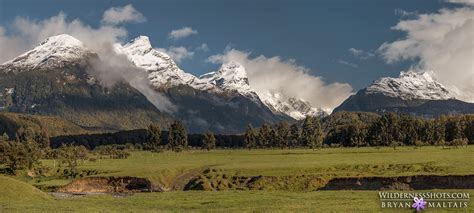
0,112 -> 95,138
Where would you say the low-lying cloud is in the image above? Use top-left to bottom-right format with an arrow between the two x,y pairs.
208,49 -> 353,110
378,2 -> 474,102
89,44 -> 176,113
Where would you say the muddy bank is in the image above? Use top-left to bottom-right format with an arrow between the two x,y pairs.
58,176 -> 163,193
184,169 -> 327,191
185,170 -> 474,191
320,175 -> 474,190
56,173 -> 474,193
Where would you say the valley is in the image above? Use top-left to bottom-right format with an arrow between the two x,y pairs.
0,1 -> 473,212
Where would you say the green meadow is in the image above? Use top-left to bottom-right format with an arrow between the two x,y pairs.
1,146 -> 473,212
39,146 -> 474,187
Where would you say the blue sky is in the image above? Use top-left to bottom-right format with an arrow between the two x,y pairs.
0,0 -> 459,91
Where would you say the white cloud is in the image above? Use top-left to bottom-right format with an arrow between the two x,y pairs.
447,0 -> 474,6
102,4 -> 146,25
156,46 -> 194,63
208,49 -> 353,110
196,43 -> 209,52
337,59 -> 358,68
168,27 -> 198,40
395,9 -> 419,17
3,12 -> 128,57
378,6 -> 474,102
348,47 -> 375,59
0,27 -> 30,63
348,48 -> 364,56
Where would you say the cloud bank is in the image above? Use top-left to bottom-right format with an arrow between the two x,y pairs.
378,3 -> 474,102
208,49 -> 353,110
168,27 -> 198,40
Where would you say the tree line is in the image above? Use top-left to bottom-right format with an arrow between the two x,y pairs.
144,120 -> 215,152
243,112 -> 473,149
243,116 -> 324,149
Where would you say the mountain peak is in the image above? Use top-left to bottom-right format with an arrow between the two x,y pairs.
123,35 -> 152,51
200,61 -> 257,99
201,62 -> 249,87
39,34 -> 84,48
1,34 -> 91,73
365,70 -> 455,100
116,36 -> 216,91
217,62 -> 248,80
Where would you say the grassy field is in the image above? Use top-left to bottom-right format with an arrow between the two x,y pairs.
1,146 -> 473,212
1,175 -> 473,212
37,146 -> 474,187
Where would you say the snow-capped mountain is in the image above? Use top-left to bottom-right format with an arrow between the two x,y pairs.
113,36 -> 285,132
199,62 -> 260,102
333,70 -> 474,117
365,71 -> 455,100
258,92 -> 328,120
200,62 -> 326,119
0,34 -> 171,131
114,36 -> 216,91
0,34 -> 93,73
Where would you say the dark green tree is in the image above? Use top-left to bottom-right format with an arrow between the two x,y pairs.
288,124 -> 300,148
258,123 -> 271,147
145,123 -> 161,151
57,144 -> 89,173
464,117 -> 474,144
301,116 -> 323,149
0,140 -> 42,174
401,115 -> 419,145
244,124 -> 257,150
433,117 -> 446,146
348,123 -> 368,147
168,120 -> 188,152
34,130 -> 50,149
445,117 -> 464,142
275,121 -> 290,148
202,131 -> 216,151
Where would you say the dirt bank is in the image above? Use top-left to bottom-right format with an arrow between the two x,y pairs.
57,176 -> 162,193
56,173 -> 474,193
320,175 -> 474,190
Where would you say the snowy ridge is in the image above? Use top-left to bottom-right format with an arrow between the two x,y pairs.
200,62 -> 327,119
0,34 -> 92,73
200,62 -> 260,102
365,71 -> 455,100
115,36 -> 216,91
258,92 -> 328,120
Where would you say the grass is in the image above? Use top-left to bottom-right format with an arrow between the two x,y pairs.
39,146 -> 474,186
1,175 -> 473,213
1,146 -> 473,212
1,179 -> 473,212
